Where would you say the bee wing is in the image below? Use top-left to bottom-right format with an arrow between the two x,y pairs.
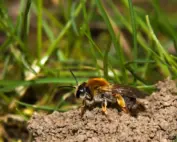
112,85 -> 147,98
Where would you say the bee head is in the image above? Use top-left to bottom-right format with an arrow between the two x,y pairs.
75,82 -> 92,100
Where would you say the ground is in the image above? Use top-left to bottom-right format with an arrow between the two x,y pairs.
27,79 -> 177,142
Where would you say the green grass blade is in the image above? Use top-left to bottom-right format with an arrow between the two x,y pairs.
95,0 -> 128,83
103,40 -> 111,79
152,0 -> 177,52
37,0 -> 43,58
71,2 -> 79,36
16,101 -> 59,111
128,0 -> 138,68
20,0 -> 31,44
84,32 -> 120,83
0,77 -> 87,92
46,2 -> 83,60
146,15 -> 177,74
42,21 -> 55,42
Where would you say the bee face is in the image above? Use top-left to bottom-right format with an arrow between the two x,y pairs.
75,82 -> 92,100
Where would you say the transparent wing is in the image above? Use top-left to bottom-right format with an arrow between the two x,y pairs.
112,85 -> 147,98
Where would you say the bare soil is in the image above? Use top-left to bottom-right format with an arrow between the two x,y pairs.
27,79 -> 177,142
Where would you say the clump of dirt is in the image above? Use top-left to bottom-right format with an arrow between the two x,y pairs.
27,79 -> 177,142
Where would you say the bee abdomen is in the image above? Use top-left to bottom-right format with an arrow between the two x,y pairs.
123,96 -> 146,115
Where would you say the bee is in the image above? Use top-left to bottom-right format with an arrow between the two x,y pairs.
61,71 -> 146,116
74,77 -> 146,116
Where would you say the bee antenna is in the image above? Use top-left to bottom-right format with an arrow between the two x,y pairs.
58,86 -> 76,89
70,70 -> 79,86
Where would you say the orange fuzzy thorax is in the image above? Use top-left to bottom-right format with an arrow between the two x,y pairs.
86,78 -> 110,96
87,78 -> 109,87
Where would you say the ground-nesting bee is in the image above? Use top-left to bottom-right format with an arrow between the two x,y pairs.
61,71 -> 146,116
75,77 -> 146,116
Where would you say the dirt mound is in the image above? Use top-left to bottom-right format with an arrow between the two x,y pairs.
27,79 -> 177,142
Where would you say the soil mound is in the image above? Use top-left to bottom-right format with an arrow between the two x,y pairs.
27,79 -> 177,142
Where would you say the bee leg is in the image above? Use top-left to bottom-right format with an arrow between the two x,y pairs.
80,100 -> 86,117
115,94 -> 129,113
101,99 -> 108,115
80,100 -> 95,117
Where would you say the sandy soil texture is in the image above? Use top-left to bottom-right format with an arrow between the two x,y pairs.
27,79 -> 177,142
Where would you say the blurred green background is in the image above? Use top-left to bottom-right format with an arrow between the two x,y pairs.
0,0 -> 177,141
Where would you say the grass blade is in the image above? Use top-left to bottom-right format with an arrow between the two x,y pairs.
146,15 -> 177,74
128,0 -> 138,69
37,0 -> 43,58
95,0 -> 128,83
